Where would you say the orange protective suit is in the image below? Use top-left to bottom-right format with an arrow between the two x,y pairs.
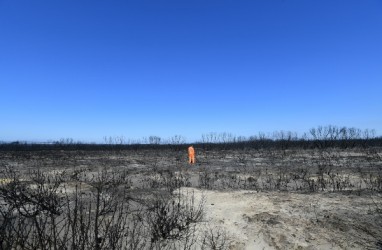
188,146 -> 195,164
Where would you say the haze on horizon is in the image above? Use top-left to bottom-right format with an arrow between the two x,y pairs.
1,0 -> 381,143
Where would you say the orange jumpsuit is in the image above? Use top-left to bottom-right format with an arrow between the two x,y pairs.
188,146 -> 195,164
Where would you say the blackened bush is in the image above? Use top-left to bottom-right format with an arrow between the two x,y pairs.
146,189 -> 205,245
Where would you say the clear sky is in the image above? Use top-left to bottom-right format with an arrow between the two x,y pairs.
1,0 -> 381,143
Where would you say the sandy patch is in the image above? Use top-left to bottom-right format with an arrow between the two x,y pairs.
183,188 -> 382,250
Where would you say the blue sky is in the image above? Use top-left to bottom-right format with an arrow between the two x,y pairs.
1,0 -> 381,143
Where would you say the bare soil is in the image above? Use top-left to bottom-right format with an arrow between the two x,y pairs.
189,188 -> 381,249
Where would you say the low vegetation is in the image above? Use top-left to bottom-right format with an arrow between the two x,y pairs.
1,125 -> 381,249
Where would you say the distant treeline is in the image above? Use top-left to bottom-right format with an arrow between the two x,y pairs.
1,125 -> 381,151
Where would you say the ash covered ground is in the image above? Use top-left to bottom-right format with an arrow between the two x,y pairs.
1,145 -> 381,249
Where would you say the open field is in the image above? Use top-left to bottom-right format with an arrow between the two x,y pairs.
1,145 -> 382,249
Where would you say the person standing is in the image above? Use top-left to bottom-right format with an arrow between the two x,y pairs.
188,145 -> 195,164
